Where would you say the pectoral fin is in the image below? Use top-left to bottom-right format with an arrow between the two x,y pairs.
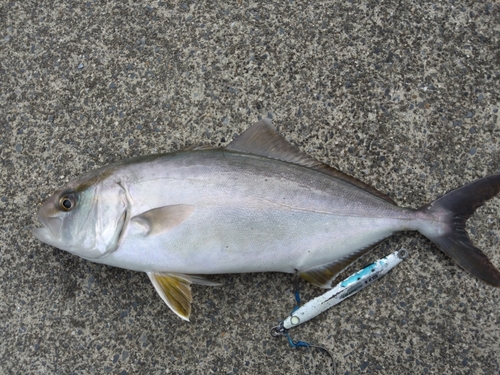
147,272 -> 220,321
131,204 -> 195,236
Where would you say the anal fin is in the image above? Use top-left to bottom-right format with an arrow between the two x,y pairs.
299,242 -> 384,288
147,272 -> 220,321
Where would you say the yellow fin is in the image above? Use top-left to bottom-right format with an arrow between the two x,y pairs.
226,119 -> 396,205
147,273 -> 220,321
299,242 -> 384,288
131,205 -> 195,236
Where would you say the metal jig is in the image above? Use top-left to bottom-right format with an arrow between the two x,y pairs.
271,249 -> 409,374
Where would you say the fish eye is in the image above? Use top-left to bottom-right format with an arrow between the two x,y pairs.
59,193 -> 77,211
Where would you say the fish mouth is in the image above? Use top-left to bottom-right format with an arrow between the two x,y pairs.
32,224 -> 74,254
32,226 -> 54,244
32,213 -> 65,250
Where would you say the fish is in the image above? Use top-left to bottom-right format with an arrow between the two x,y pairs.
32,119 -> 500,320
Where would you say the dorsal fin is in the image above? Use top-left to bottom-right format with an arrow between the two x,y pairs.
183,144 -> 214,151
227,119 -> 396,205
226,119 -> 319,167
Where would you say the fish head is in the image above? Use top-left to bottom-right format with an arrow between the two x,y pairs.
32,169 -> 128,260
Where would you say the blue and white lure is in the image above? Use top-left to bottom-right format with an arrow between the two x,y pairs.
271,249 -> 408,373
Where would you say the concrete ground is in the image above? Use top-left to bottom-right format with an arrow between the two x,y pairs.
1,1 -> 499,374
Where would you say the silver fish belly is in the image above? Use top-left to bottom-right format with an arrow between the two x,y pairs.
33,119 -> 500,320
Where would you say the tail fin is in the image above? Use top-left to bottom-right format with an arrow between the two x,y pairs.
418,175 -> 500,286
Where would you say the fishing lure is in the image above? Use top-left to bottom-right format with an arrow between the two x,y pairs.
271,249 -> 408,373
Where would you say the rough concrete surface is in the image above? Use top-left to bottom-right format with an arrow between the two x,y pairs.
1,1 -> 499,374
